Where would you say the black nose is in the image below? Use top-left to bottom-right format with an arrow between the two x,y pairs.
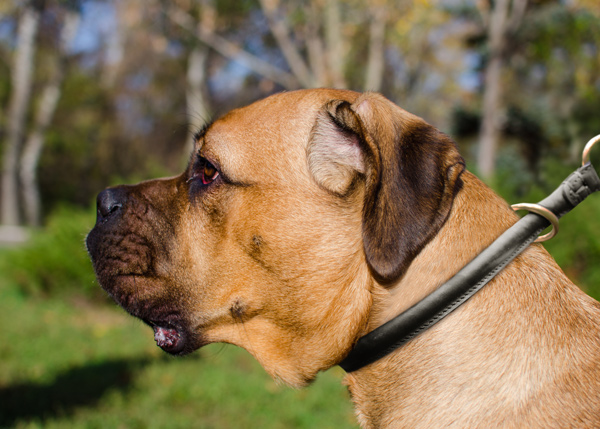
96,187 -> 128,221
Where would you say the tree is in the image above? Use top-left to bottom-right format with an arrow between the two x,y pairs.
507,3 -> 600,164
185,0 -> 215,146
20,7 -> 80,226
169,0 -> 394,92
451,0 -> 600,179
476,0 -> 528,180
1,1 -> 81,227
168,1 -> 299,90
1,1 -> 41,226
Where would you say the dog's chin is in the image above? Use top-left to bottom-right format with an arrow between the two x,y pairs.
136,306 -> 207,356
96,275 -> 206,356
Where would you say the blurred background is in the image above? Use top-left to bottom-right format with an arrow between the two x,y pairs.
1,0 -> 600,427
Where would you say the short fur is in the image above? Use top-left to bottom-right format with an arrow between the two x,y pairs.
87,89 -> 600,427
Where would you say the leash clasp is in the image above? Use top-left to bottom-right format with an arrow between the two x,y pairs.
582,134 -> 600,167
509,133 -> 600,243
511,203 -> 559,243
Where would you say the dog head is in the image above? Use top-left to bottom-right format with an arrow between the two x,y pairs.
86,89 -> 464,386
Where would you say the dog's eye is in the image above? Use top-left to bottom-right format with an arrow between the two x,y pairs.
189,157 -> 219,186
201,159 -> 219,185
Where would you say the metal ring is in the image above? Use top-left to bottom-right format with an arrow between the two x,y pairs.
582,134 -> 600,166
511,203 -> 559,243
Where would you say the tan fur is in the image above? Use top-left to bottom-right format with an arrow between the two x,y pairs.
88,89 -> 600,427
347,171 -> 600,427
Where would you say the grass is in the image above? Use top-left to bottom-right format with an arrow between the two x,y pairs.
0,205 -> 100,299
0,282 -> 358,429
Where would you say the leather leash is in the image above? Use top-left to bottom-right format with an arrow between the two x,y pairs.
340,135 -> 600,373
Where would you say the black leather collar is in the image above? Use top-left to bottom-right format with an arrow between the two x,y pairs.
340,162 -> 600,373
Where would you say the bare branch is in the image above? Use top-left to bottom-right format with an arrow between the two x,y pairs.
488,0 -> 510,52
258,0 -> 314,87
364,4 -> 387,92
185,0 -> 213,130
305,1 -> 327,87
475,0 -> 491,29
325,0 -> 346,88
199,0 -> 216,34
168,6 -> 300,89
507,0 -> 528,34
185,46 -> 210,147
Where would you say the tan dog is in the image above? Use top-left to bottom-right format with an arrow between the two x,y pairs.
87,89 -> 600,427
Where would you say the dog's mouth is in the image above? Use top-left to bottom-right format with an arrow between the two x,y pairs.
142,317 -> 204,356
89,270 -> 204,356
151,324 -> 185,354
144,319 -> 187,354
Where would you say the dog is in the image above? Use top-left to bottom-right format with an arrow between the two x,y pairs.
87,89 -> 600,427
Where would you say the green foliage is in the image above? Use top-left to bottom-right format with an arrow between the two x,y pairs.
508,5 -> 600,148
451,105 -> 480,138
39,69 -> 182,212
0,282 -> 357,428
545,195 -> 600,299
0,205 -> 101,300
490,152 -> 600,300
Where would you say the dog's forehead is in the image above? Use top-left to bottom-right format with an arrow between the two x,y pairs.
202,89 -> 360,174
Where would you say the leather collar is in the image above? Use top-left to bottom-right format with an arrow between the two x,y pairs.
340,162 -> 600,373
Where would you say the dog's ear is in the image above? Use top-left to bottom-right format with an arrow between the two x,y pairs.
308,92 -> 465,284
307,99 -> 368,196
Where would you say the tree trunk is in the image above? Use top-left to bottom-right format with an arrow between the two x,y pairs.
169,5 -> 299,89
364,4 -> 387,92
259,0 -> 314,87
306,1 -> 327,87
183,0 -> 214,155
1,4 -> 40,226
20,86 -> 60,227
477,0 -> 527,180
19,11 -> 79,226
478,51 -> 503,180
186,47 -> 211,130
325,0 -> 346,88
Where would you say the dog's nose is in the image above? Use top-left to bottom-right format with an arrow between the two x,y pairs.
96,187 -> 128,221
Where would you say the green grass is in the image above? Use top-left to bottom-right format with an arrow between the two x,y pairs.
0,205 -> 100,300
0,282 -> 358,429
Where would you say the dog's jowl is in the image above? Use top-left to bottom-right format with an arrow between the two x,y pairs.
87,89 -> 600,428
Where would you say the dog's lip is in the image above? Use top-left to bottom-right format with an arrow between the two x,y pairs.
143,319 -> 182,351
94,275 -> 204,356
152,324 -> 185,354
142,318 -> 194,355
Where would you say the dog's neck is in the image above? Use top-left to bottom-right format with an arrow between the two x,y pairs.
365,171 -> 515,331
344,171 -> 600,427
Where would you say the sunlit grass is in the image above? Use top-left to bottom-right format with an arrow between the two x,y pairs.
0,282 -> 358,429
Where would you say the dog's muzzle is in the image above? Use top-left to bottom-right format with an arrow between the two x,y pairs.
86,185 -> 204,356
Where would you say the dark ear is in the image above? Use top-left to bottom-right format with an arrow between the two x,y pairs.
308,92 -> 465,284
